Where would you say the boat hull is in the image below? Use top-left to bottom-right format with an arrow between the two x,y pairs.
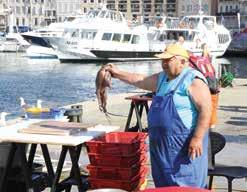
58,49 -> 163,62
26,45 -> 57,59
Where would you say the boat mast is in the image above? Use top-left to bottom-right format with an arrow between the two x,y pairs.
198,0 -> 203,15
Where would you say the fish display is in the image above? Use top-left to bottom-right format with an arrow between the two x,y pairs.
95,65 -> 112,114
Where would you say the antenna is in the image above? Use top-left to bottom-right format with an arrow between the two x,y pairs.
198,0 -> 203,15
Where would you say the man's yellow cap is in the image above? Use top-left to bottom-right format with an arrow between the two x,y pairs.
154,44 -> 189,59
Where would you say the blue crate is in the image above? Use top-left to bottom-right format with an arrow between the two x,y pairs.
26,108 -> 65,119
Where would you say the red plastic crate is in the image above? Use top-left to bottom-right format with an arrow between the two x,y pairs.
87,162 -> 147,180
86,132 -> 148,156
89,167 -> 148,191
88,148 -> 147,167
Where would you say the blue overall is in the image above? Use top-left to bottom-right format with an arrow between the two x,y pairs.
147,69 -> 208,188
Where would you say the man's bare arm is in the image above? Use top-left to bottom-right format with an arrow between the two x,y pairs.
107,64 -> 159,92
188,78 -> 212,159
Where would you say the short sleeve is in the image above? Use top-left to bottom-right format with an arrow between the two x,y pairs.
179,69 -> 208,95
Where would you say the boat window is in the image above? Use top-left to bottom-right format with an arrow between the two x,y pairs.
131,35 -> 140,44
158,33 -> 167,41
218,34 -> 229,44
112,33 -> 121,42
182,17 -> 200,28
105,11 -> 111,19
71,29 -> 79,37
122,34 -> 131,43
80,31 -> 97,40
93,32 -> 97,38
102,33 -> 112,41
148,32 -> 156,40
116,12 -> 123,22
203,17 -> 215,30
99,10 -> 106,18
167,32 -> 174,40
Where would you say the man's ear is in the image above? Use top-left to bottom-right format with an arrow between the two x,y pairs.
180,59 -> 186,65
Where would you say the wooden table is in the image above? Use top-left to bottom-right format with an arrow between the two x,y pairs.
0,120 -> 119,192
124,93 -> 153,132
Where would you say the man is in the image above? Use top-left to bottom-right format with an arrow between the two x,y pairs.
107,44 -> 211,187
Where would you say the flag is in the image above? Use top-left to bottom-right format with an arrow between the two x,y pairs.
220,14 -> 225,25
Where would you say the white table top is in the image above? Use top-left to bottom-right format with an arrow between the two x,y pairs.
0,120 -> 120,146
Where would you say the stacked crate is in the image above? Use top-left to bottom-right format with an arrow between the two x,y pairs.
86,132 -> 148,191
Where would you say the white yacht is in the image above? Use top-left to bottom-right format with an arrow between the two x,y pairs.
0,36 -> 19,52
22,11 -> 101,59
42,8 -> 164,62
3,13 -> 30,52
43,9 -> 231,62
149,15 -> 231,57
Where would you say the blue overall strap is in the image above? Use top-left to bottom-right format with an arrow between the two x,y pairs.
156,68 -> 192,94
171,69 -> 192,93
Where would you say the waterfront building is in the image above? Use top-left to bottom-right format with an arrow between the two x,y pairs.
177,0 -> 212,17
56,0 -> 82,22
0,3 -> 7,31
104,0 -> 177,24
0,0 -> 56,30
217,0 -> 246,32
80,0 -> 106,15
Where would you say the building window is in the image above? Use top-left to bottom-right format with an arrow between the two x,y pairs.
102,33 -> 112,41
22,6 -> 26,14
22,18 -> 25,25
112,33 -> 121,42
122,34 -> 131,43
16,6 -> 20,14
131,35 -> 140,44
35,18 -> 38,26
225,5 -> 228,12
220,6 -> 223,12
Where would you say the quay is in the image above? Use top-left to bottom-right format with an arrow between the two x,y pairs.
2,78 -> 247,192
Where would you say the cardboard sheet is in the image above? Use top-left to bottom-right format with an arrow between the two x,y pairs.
18,120 -> 97,136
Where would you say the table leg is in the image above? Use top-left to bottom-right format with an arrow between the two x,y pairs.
144,102 -> 149,114
0,143 -> 17,192
18,143 -> 33,190
51,146 -> 68,192
28,144 -> 37,168
125,101 -> 135,131
65,144 -> 83,192
134,102 -> 143,131
68,146 -> 84,192
41,144 -> 55,185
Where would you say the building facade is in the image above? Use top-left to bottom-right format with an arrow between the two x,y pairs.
177,0 -> 212,17
105,0 -> 177,23
56,0 -> 81,22
0,0 -> 56,30
80,0 -> 105,15
217,0 -> 246,31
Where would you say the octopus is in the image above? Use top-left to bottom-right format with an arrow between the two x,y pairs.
95,65 -> 112,114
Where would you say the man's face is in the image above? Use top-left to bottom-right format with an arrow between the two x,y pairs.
161,56 -> 181,77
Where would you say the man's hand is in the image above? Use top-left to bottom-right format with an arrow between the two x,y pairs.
188,136 -> 203,160
105,63 -> 119,78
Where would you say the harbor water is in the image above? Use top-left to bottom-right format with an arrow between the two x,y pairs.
0,52 -> 246,120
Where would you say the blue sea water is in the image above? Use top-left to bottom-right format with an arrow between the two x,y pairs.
0,52 -> 245,120
0,53 -> 161,119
